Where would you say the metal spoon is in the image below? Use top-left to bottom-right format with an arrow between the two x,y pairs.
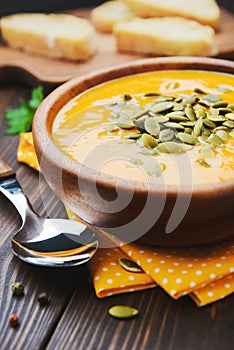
0,156 -> 98,267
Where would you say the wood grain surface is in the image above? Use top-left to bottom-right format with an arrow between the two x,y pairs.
0,86 -> 233,350
0,8 -> 234,89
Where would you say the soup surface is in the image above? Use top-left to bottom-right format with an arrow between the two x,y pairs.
53,70 -> 234,185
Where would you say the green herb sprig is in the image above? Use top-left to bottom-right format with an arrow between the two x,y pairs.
5,86 -> 44,135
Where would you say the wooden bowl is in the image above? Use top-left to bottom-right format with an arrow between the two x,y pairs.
33,57 -> 234,247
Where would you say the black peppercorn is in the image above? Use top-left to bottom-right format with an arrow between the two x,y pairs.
37,292 -> 50,306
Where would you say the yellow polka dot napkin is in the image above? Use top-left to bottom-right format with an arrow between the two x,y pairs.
18,132 -> 234,306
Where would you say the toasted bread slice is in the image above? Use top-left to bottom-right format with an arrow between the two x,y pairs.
123,0 -> 220,28
91,0 -> 133,33
113,17 -> 218,57
0,13 -> 95,61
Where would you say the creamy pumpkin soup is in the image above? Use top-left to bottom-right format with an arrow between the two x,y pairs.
53,71 -> 234,185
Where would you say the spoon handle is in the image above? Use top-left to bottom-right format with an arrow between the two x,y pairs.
0,156 -> 15,180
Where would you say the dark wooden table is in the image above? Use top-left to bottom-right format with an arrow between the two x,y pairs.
0,82 -> 233,350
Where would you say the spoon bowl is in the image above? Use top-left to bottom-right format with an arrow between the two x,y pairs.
0,156 -> 98,267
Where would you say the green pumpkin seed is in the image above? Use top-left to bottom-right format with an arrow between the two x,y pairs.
123,93 -> 132,101
200,94 -> 223,105
194,87 -> 207,94
134,115 -> 147,132
202,126 -> 211,136
180,121 -> 195,127
185,106 -> 196,121
166,111 -> 187,122
156,142 -> 192,154
215,86 -> 232,93
144,117 -> 160,136
150,114 -> 169,123
172,102 -> 184,111
151,102 -> 174,113
201,144 -> 215,159
193,117 -> 203,137
105,124 -> 118,132
212,101 -> 228,108
184,127 -> 193,134
195,107 -> 206,119
141,133 -> 158,149
196,158 -> 211,168
218,107 -> 232,115
223,120 -> 234,128
177,132 -> 197,145
118,258 -> 143,272
207,134 -> 223,147
144,92 -> 160,97
109,305 -> 138,319
203,118 -> 216,129
213,126 -> 229,132
159,128 -> 175,142
124,132 -> 142,139
225,113 -> 234,121
165,81 -> 180,90
148,163 -> 164,177
117,121 -> 135,129
164,122 -> 185,130
198,135 -> 208,144
182,95 -> 198,106
227,104 -> 234,110
215,130 -> 229,142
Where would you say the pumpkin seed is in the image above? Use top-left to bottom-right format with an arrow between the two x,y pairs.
202,126 -> 211,136
198,135 -> 208,144
195,107 -> 206,119
156,142 -> 192,154
172,102 -> 184,111
227,104 -> 234,110
151,102 -> 174,113
193,117 -> 203,137
123,93 -> 132,101
203,118 -> 216,129
134,115 -> 147,132
144,117 -> 160,136
166,81 -> 180,90
194,87 -> 207,94
223,120 -> 234,128
213,126 -> 229,132
109,305 -> 138,319
117,121 -> 135,129
196,158 -> 211,168
185,106 -> 196,121
141,133 -> 158,149
215,86 -> 232,93
159,128 -> 175,142
215,130 -> 229,142
164,122 -> 185,130
105,124 -> 118,132
201,144 -> 215,159
225,113 -> 234,121
118,258 -> 143,272
184,127 -> 193,134
207,134 -> 223,147
150,113 -> 169,123
177,132 -> 197,145
166,111 -> 187,122
182,95 -> 198,106
212,101 -> 228,108
148,163 -> 164,177
180,121 -> 195,127
124,132 -> 142,139
218,107 -> 232,115
144,92 -> 160,97
200,94 -> 223,105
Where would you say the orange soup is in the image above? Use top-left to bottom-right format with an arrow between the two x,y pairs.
52,70 -> 234,185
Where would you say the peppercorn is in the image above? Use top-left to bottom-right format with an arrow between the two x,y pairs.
11,282 -> 24,296
9,314 -> 19,327
37,292 -> 50,306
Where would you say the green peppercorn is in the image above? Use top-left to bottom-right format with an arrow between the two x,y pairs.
37,292 -> 50,306
11,282 -> 24,296
9,314 -> 19,327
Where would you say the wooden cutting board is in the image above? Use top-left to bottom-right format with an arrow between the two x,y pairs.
0,8 -> 234,89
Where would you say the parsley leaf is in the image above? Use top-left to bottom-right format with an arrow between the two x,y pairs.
5,86 -> 44,135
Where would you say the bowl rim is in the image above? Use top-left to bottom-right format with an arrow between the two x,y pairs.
33,56 -> 234,196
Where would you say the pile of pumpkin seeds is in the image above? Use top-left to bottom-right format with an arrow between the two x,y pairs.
104,84 -> 234,167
